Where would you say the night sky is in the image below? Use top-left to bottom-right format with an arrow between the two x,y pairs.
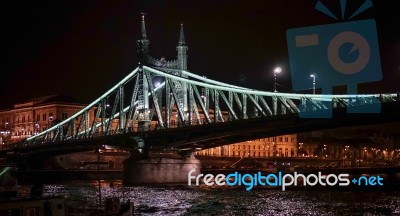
2,0 -> 399,109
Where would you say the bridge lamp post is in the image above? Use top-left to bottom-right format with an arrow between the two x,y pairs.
273,67 -> 282,92
310,74 -> 316,94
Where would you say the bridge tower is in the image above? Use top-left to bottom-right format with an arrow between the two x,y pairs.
137,14 -> 150,131
123,16 -> 200,184
176,23 -> 189,124
135,16 -> 192,128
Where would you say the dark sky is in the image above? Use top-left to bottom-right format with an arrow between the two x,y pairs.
1,0 -> 399,109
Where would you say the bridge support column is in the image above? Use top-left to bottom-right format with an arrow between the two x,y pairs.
123,151 -> 201,185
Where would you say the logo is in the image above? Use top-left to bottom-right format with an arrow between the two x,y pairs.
188,169 -> 384,191
286,0 -> 382,118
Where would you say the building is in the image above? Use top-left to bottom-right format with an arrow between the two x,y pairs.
196,134 -> 298,158
0,95 -> 90,146
298,128 -> 400,162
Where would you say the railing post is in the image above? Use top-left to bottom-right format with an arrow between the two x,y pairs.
273,96 -> 277,116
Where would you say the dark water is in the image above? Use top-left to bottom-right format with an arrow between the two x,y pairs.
41,181 -> 400,215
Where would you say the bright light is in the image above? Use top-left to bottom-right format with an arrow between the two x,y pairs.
310,74 -> 315,78
274,67 -> 282,74
155,82 -> 161,88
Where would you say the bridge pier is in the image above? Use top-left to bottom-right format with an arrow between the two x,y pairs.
123,150 -> 201,185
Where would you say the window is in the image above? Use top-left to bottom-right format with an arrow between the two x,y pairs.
26,207 -> 41,216
62,113 -> 68,120
37,114 -> 40,122
22,116 -> 25,123
43,114 -> 46,121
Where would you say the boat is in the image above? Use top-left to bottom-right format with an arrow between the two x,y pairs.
0,197 -> 67,216
0,163 -> 66,215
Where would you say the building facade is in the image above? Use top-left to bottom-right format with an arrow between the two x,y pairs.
196,134 -> 298,158
0,95 -> 90,146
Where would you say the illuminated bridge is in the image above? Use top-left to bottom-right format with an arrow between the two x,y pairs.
2,16 -> 400,183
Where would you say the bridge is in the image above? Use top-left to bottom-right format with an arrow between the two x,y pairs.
2,15 -> 400,184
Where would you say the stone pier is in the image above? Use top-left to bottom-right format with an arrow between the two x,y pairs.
123,151 -> 201,185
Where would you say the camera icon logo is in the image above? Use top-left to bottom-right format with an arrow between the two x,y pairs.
286,19 -> 382,118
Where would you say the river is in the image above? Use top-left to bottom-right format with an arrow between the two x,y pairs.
37,180 -> 400,215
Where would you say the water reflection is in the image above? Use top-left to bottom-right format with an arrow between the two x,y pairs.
42,181 -> 400,215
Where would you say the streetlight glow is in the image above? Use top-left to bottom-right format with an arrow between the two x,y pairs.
274,67 -> 282,74
273,66 -> 282,92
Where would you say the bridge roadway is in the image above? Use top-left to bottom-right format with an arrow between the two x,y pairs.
1,101 -> 399,162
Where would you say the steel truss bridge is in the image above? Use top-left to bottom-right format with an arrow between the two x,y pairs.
11,64 -> 399,155
2,16 -> 400,158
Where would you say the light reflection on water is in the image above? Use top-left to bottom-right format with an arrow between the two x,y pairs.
42,181 -> 400,215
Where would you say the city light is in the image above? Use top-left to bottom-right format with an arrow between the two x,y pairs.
273,66 -> 282,92
310,73 -> 316,94
274,67 -> 282,74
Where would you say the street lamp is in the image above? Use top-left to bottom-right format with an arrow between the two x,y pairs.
310,74 -> 316,94
273,67 -> 282,92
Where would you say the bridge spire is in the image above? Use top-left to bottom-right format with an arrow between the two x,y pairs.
137,13 -> 150,64
140,13 -> 147,39
178,23 -> 185,45
176,23 -> 189,122
176,23 -> 188,70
